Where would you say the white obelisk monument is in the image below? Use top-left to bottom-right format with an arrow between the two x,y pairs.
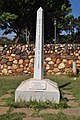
15,7 -> 60,103
34,7 -> 44,80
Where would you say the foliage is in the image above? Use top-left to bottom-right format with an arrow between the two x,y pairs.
58,15 -> 80,43
0,12 -> 17,35
41,112 -> 80,120
0,112 -> 26,120
0,0 -> 71,43
0,37 -> 14,45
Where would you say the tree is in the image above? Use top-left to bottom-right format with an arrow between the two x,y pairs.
74,16 -> 80,43
58,15 -> 80,44
0,0 -> 72,43
76,16 -> 80,33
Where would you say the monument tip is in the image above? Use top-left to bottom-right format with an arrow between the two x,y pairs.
38,7 -> 43,11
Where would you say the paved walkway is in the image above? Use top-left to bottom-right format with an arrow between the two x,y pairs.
0,90 -> 80,120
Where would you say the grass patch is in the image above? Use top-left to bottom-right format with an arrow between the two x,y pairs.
5,96 -> 68,110
0,112 -> 26,120
0,75 -> 80,119
65,80 -> 80,101
47,75 -> 80,102
0,75 -> 30,97
0,75 -> 80,107
68,73 -> 80,78
41,112 -> 80,120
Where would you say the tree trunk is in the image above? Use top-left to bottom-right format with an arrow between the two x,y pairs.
25,28 -> 30,44
15,36 -> 19,44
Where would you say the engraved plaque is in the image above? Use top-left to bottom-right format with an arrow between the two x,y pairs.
29,81 -> 47,90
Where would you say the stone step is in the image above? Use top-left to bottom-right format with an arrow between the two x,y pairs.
63,107 -> 80,116
23,117 -> 43,120
67,101 -> 80,107
63,94 -> 75,100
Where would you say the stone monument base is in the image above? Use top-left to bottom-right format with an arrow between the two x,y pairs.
15,78 -> 60,103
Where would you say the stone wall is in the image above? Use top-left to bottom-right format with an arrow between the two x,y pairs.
0,44 -> 80,75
